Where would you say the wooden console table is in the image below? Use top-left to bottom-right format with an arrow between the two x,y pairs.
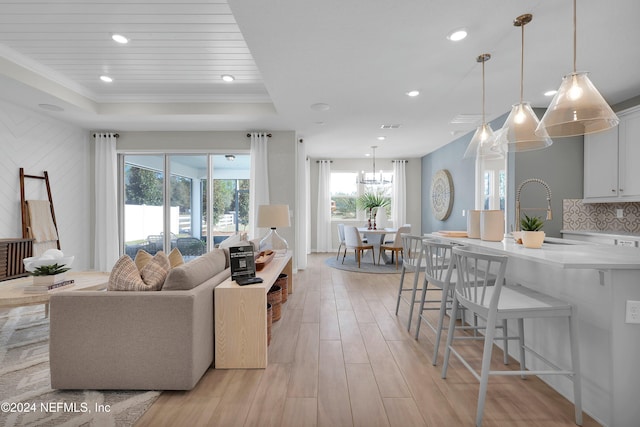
214,251 -> 293,369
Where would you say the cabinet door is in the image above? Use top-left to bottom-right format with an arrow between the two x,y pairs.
583,126 -> 619,199
618,109 -> 640,198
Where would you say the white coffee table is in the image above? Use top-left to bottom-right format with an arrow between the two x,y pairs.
0,271 -> 110,316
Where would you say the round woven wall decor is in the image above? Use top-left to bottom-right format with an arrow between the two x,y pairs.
431,169 -> 454,221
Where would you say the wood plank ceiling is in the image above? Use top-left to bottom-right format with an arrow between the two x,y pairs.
0,0 -> 268,102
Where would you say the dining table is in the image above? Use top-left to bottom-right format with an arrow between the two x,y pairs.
357,227 -> 398,264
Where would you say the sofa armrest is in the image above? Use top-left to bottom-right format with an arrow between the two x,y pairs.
49,279 -> 215,390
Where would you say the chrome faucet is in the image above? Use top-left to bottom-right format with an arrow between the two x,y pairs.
515,178 -> 552,231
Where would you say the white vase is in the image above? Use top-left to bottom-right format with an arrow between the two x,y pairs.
375,207 -> 388,229
467,210 -> 481,238
480,210 -> 504,242
522,231 -> 545,248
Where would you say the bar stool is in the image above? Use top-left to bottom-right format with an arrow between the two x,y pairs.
394,234 -> 428,331
414,239 -> 458,365
441,246 -> 582,427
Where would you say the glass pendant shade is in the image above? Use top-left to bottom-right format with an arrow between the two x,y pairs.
500,102 -> 553,152
535,71 -> 619,137
463,123 -> 497,159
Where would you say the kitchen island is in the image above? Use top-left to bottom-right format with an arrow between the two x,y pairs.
429,234 -> 640,427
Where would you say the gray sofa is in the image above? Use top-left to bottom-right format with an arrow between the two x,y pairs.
49,248 -> 230,391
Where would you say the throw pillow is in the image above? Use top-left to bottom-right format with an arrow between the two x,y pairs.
168,247 -> 184,268
108,255 -> 145,291
108,252 -> 170,291
134,249 -> 153,271
140,251 -> 171,290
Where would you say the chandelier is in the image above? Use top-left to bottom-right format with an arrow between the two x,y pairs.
358,146 -> 392,186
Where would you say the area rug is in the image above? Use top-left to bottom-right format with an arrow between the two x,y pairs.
325,255 -> 402,273
0,306 -> 160,427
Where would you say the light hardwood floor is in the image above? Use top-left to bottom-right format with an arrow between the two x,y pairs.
136,253 -> 600,427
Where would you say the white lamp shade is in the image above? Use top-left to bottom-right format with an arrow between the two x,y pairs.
497,102 -> 553,152
257,204 -> 290,228
536,72 -> 619,138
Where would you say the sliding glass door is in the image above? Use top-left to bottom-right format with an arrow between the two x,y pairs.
121,153 -> 250,261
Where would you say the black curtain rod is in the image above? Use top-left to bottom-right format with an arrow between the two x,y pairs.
316,160 -> 333,163
392,160 -> 409,163
92,133 -> 119,138
246,133 -> 272,138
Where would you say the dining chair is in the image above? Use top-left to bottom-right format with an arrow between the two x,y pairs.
378,225 -> 410,269
441,246 -> 582,427
336,223 -> 346,260
342,225 -> 375,268
394,234 -> 429,331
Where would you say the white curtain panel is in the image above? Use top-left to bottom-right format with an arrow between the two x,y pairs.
249,132 -> 270,239
94,133 -> 120,271
295,140 -> 308,269
316,160 -> 332,252
392,160 -> 408,227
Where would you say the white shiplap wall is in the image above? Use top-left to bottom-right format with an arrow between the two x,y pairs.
0,100 -> 92,270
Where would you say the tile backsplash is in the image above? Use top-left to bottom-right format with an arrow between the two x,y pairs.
563,199 -> 640,233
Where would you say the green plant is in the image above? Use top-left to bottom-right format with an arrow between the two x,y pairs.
357,192 -> 390,211
30,263 -> 71,276
520,214 -> 544,231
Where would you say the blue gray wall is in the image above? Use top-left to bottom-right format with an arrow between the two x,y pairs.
422,109 -> 584,238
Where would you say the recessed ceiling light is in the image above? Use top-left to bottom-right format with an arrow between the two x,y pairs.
447,29 -> 468,42
544,90 -> 558,97
406,90 -> 420,97
111,34 -> 129,44
100,75 -> 113,83
377,136 -> 386,141
310,103 -> 330,111
38,103 -> 64,112
221,74 -> 235,82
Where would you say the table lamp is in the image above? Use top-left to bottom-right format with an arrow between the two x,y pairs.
257,204 -> 290,253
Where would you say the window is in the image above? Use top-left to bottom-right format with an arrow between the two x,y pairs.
476,156 -> 506,211
330,172 -> 358,219
330,171 -> 393,220
121,153 -> 250,260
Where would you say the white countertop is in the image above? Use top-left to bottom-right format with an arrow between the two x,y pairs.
428,234 -> 640,270
561,229 -> 640,239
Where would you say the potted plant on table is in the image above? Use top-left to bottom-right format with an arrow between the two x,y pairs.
520,214 -> 545,248
31,263 -> 72,285
357,192 -> 390,230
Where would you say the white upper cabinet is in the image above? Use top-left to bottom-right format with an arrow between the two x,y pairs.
584,107 -> 640,202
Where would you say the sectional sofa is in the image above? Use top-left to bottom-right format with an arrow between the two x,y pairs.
49,248 -> 231,390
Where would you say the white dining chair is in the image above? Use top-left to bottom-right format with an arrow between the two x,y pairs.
342,225 -> 375,268
441,246 -> 582,427
378,225 -> 411,269
336,223 -> 346,260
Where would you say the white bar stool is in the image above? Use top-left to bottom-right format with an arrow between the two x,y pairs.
441,246 -> 582,427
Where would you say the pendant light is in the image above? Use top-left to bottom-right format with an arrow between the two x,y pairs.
359,146 -> 391,186
535,0 -> 619,138
496,14 -> 553,152
463,54 -> 500,159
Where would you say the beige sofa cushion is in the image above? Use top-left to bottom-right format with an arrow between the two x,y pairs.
163,249 -> 226,291
135,247 -> 184,270
168,247 -> 185,267
109,252 -> 170,291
